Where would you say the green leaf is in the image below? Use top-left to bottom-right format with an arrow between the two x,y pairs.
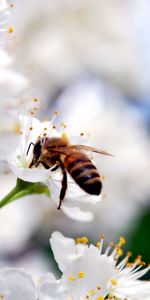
0,178 -> 50,208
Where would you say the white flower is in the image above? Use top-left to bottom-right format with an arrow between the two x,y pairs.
38,231 -> 150,300
0,268 -> 36,300
8,113 -> 101,221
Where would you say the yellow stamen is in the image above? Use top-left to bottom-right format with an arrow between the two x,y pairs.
88,290 -> 95,295
96,297 -> 104,300
61,132 -> 68,141
127,251 -> 132,257
78,271 -> 85,278
54,111 -> 59,115
80,132 -> 84,136
100,234 -> 105,240
8,26 -> 14,33
116,247 -> 123,256
111,278 -> 117,286
75,236 -> 89,244
100,175 -> 106,181
118,237 -> 126,247
68,275 -> 75,281
96,242 -> 101,248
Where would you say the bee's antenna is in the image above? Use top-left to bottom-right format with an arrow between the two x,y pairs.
26,142 -> 35,156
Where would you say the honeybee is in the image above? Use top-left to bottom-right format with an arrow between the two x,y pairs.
27,134 -> 112,209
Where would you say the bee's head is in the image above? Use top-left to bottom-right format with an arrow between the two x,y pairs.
28,138 -> 44,168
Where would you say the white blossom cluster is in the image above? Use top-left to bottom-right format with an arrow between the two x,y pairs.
0,232 -> 150,300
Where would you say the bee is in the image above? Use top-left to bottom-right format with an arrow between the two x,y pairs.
27,134 -> 112,209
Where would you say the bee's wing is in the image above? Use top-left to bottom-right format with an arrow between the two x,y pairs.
49,145 -> 113,156
70,145 -> 114,156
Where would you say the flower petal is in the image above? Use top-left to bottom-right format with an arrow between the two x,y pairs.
63,254 -> 114,299
50,232 -> 79,272
9,160 -> 50,182
38,273 -> 67,300
0,268 -> 36,300
62,205 -> 94,221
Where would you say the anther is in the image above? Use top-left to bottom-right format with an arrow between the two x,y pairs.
127,251 -> 132,257
88,290 -> 95,295
44,128 -> 47,130
34,98 -> 38,102
100,175 -> 106,181
10,3 -> 14,8
96,242 -> 101,248
53,125 -> 57,129
43,133 -> 47,137
100,234 -> 105,240
75,236 -> 89,244
78,271 -> 85,278
34,107 -> 38,111
20,131 -> 23,135
30,112 -> 34,115
8,26 -> 14,33
68,275 -> 75,281
80,132 -> 84,136
118,237 -> 126,247
111,278 -> 117,286
29,127 -> 33,131
54,111 -> 59,115
97,286 -> 101,290
96,297 -> 104,300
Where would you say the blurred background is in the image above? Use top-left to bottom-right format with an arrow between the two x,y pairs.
0,0 -> 150,278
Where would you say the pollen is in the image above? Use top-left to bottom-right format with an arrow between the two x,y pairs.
34,98 -> 38,102
96,297 -> 104,300
85,296 -> 89,299
29,127 -> 33,131
34,107 -> 38,111
53,125 -> 57,129
54,111 -> 59,115
80,132 -> 84,136
9,3 -> 14,8
78,271 -> 85,278
8,26 -> 14,33
68,275 -> 75,281
30,111 -> 34,115
75,236 -> 89,244
43,133 -> 47,137
109,242 -> 115,247
111,278 -> 117,286
97,286 -> 101,290
96,242 -> 101,248
100,234 -> 105,240
88,290 -> 95,295
116,247 -> 123,256
118,237 -> 126,247
126,262 -> 134,267
61,122 -> 67,128
127,251 -> 132,257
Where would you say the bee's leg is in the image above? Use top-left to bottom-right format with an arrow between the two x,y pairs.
57,168 -> 67,210
51,165 -> 59,172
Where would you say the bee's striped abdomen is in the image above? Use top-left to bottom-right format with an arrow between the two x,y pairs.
65,152 -> 102,195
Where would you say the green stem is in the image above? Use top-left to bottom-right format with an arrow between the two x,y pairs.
0,178 -> 50,208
